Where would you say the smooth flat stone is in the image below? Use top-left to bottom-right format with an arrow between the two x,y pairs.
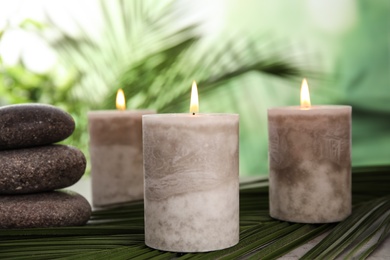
0,190 -> 91,228
0,145 -> 86,194
0,103 -> 75,150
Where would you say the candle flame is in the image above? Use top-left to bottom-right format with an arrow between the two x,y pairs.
116,88 -> 126,111
300,78 -> 311,109
190,81 -> 199,114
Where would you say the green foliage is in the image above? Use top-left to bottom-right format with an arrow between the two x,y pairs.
42,0 -> 304,175
0,25 -> 90,166
0,166 -> 389,259
335,0 -> 390,168
108,39 -> 303,113
1,1 -> 389,175
0,47 -> 74,106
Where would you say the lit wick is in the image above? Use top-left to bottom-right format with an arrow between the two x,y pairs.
190,81 -> 199,115
300,78 -> 311,109
116,88 -> 126,111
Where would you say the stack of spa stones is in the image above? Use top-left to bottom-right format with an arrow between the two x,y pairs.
0,104 -> 91,228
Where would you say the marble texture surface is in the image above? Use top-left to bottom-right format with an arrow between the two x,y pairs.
88,110 -> 154,207
143,114 -> 239,252
268,106 -> 351,223
0,103 -> 75,150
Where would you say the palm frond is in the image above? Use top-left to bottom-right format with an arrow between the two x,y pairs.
44,0 -> 198,107
1,165 -> 389,259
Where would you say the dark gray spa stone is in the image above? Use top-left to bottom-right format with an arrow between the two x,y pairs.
0,145 -> 86,194
0,190 -> 91,228
0,103 -> 75,150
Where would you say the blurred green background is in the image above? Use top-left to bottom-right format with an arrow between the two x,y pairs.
0,0 -> 389,176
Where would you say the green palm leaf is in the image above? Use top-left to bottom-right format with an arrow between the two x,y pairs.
45,0 -> 201,108
1,165 -> 389,259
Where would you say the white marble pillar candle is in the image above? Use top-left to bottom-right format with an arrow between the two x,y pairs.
268,79 -> 352,223
88,89 -> 154,207
142,82 -> 239,252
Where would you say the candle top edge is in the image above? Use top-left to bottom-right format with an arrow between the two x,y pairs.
142,113 -> 239,118
268,105 -> 351,111
88,109 -> 155,116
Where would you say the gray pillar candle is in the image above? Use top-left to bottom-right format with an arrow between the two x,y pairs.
268,81 -> 352,223
88,90 -> 154,207
88,110 -> 154,207
143,113 -> 239,252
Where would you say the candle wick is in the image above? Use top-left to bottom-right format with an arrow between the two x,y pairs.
192,112 -> 195,115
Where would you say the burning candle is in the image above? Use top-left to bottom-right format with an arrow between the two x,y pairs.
143,82 -> 239,252
268,79 -> 352,223
88,89 -> 154,207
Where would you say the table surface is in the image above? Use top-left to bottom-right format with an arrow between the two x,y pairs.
68,177 -> 390,259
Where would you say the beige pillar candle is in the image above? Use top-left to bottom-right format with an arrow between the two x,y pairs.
143,82 -> 239,252
268,79 -> 352,223
88,89 -> 154,207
